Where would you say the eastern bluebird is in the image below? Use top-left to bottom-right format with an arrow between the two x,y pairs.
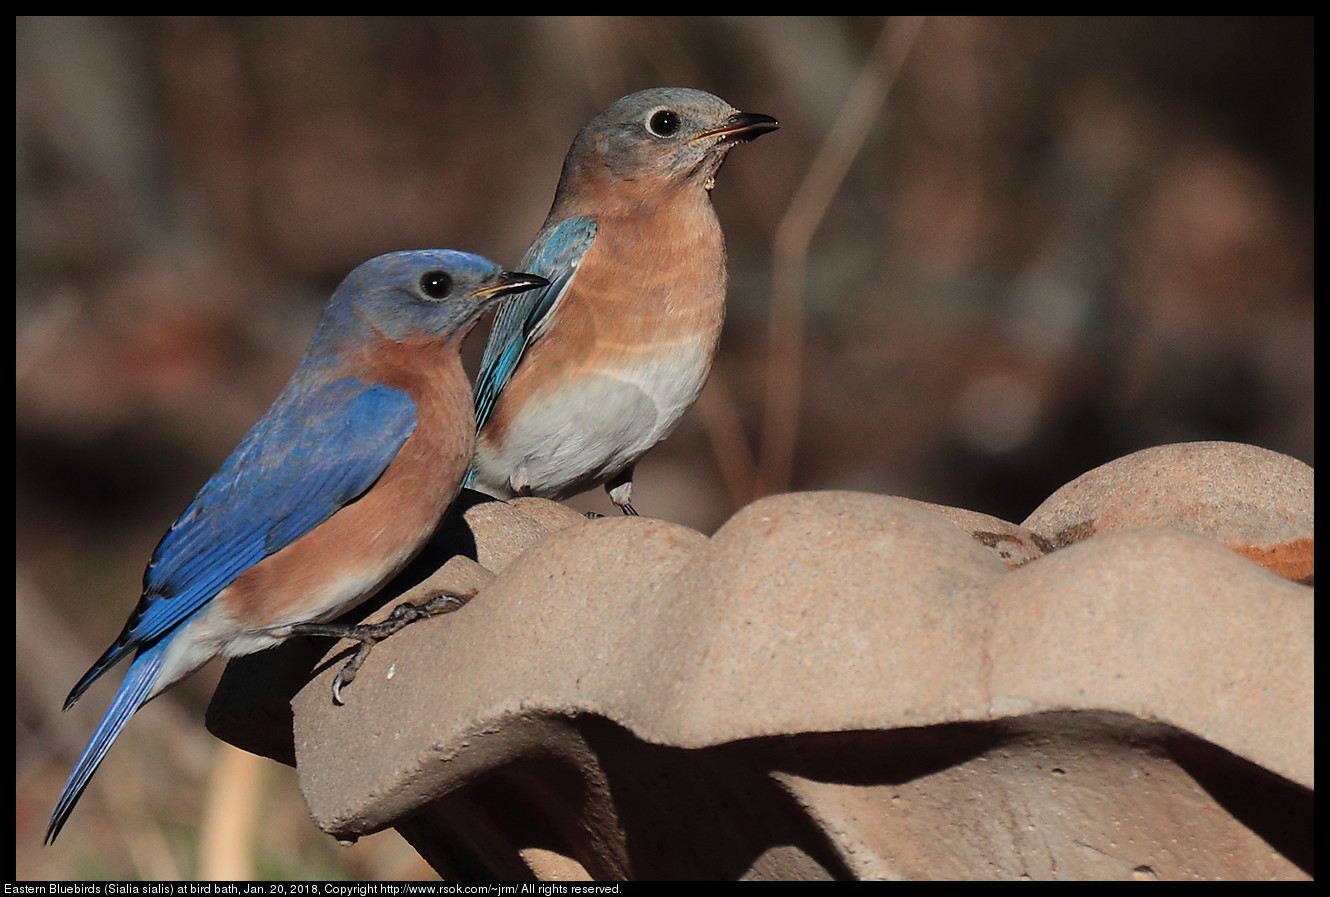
468,88 -> 778,515
46,250 -> 547,844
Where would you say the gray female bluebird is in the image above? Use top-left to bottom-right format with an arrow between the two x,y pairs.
469,87 -> 778,514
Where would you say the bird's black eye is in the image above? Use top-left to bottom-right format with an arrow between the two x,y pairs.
418,270 -> 452,300
647,108 -> 681,138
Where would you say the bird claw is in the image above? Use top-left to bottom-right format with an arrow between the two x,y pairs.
331,658 -> 359,706
606,471 -> 637,516
294,593 -> 469,704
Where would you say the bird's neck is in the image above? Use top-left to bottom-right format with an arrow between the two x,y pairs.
552,165 -> 711,223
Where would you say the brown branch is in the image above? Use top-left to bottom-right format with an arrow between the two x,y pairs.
757,16 -> 926,498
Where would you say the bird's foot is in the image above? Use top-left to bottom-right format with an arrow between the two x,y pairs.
605,470 -> 639,516
292,593 -> 469,704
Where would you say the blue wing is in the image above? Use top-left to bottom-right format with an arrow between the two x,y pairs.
48,376 -> 417,844
471,215 -> 597,431
63,376 -> 419,708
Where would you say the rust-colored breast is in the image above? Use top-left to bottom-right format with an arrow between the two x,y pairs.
221,337 -> 476,629
482,180 -> 727,449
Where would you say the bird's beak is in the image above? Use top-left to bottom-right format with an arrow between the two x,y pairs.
693,111 -> 780,145
473,271 -> 550,300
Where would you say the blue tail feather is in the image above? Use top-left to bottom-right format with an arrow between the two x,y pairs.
46,638 -> 170,844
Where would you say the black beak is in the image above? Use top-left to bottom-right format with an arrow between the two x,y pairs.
475,271 -> 550,300
695,111 -> 780,144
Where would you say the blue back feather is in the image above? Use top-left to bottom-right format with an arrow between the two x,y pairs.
65,378 -> 417,706
472,216 -> 597,431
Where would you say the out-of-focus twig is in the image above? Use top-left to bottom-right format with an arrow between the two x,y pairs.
696,367 -> 759,512
199,742 -> 267,881
756,16 -> 925,499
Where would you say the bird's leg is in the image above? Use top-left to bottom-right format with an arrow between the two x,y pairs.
291,592 -> 469,705
296,556 -> 493,703
605,466 -> 639,516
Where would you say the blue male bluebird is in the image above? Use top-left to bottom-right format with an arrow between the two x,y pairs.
46,250 -> 547,844
468,88 -> 778,515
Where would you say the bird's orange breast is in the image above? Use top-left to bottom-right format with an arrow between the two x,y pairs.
219,336 -> 475,629
482,183 -> 728,449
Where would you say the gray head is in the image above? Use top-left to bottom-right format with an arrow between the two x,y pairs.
559,87 -> 778,191
325,250 -> 547,345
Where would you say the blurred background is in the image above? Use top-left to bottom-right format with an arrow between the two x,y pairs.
16,16 -> 1313,880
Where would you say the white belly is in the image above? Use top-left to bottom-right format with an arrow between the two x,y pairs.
475,342 -> 713,501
